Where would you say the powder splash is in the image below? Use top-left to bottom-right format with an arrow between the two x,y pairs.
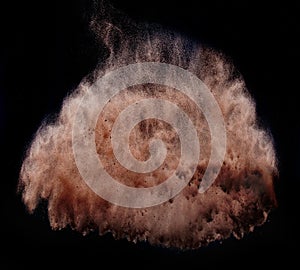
18,2 -> 277,249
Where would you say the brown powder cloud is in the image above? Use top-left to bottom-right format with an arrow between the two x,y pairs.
18,4 -> 277,249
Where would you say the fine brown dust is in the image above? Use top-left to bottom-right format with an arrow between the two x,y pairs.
18,4 -> 277,249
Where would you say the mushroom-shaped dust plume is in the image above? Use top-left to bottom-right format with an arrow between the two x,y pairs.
19,4 -> 277,249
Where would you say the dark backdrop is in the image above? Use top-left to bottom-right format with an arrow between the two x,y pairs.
1,0 -> 299,268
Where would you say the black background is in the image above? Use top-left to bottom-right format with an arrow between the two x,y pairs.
1,0 -> 299,268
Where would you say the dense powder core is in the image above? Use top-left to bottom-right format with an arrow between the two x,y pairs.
18,5 -> 277,249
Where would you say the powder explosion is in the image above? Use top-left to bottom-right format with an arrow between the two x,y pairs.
19,2 -> 277,249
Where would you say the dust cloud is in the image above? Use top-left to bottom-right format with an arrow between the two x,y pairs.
19,1 -> 277,249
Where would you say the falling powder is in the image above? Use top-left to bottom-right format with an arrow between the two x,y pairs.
18,2 -> 277,249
